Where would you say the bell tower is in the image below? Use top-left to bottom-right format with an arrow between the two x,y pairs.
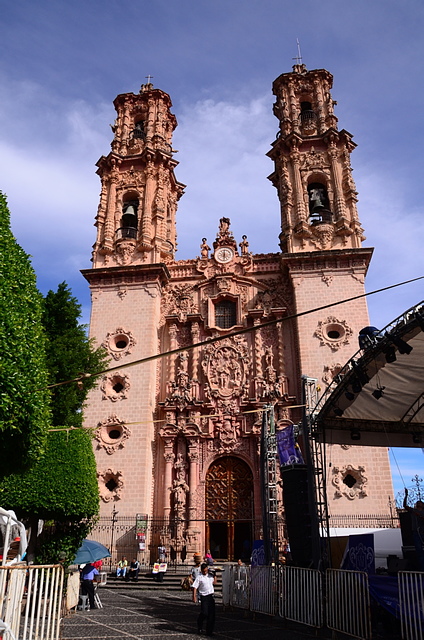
268,64 -> 364,253
83,81 -> 184,519
92,80 -> 184,268
267,63 -> 374,386
267,65 -> 393,523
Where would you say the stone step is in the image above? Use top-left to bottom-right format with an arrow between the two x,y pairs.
102,569 -> 223,592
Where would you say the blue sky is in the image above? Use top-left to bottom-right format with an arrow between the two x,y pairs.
0,0 -> 423,497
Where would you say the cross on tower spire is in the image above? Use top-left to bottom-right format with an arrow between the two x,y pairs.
292,39 -> 303,65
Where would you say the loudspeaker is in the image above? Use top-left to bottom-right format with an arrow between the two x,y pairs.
281,466 -> 313,567
399,511 -> 413,546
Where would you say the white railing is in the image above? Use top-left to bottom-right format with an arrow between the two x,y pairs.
278,565 -> 323,628
249,566 -> 276,616
326,568 -> 371,639
0,565 -> 64,640
398,571 -> 424,640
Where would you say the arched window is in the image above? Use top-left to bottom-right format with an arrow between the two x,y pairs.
132,120 -> 145,139
119,199 -> 138,239
300,101 -> 316,126
215,300 -> 237,329
307,182 -> 332,223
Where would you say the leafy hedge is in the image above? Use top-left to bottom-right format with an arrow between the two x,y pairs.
0,192 -> 51,477
0,428 -> 99,520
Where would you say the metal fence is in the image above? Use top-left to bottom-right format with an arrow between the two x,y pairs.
399,571 -> 424,640
249,566 -> 277,616
326,569 -> 372,639
279,566 -> 323,628
0,564 -> 64,640
328,513 -> 399,529
89,515 -> 287,566
222,564 -> 250,610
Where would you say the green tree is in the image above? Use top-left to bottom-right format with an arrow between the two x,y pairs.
0,192 -> 51,477
42,281 -> 109,428
0,428 -> 99,564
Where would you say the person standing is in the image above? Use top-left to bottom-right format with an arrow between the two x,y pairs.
80,563 -> 99,610
192,562 -> 217,636
158,543 -> 166,562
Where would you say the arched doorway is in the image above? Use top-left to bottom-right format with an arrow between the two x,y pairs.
205,456 -> 254,561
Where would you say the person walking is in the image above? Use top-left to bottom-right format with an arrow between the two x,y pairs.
192,562 -> 217,636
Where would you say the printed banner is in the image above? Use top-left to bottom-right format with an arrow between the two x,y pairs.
276,425 -> 304,466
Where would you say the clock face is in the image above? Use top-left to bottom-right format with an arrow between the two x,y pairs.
215,247 -> 234,263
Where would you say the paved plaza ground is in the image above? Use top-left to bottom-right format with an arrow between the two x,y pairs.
62,587 -> 325,640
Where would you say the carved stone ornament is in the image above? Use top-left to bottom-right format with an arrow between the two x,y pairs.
165,351 -> 195,410
116,241 -> 136,266
100,372 -> 130,401
332,464 -> 368,500
97,468 -> 124,502
102,327 -> 136,360
214,416 -> 240,451
163,284 -> 198,322
314,317 -> 353,351
311,223 -> 335,250
322,363 -> 343,386
202,337 -> 250,400
95,414 -> 131,454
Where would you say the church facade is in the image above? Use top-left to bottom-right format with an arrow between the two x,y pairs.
83,64 -> 394,562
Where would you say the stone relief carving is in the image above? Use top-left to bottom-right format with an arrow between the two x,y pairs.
332,464 -> 368,500
165,351 -> 195,410
116,241 -> 136,265
202,337 -> 250,401
95,414 -> 131,454
314,317 -> 353,351
100,372 -> 130,402
97,468 -> 124,502
163,284 -> 198,322
214,416 -> 240,450
322,363 -> 343,386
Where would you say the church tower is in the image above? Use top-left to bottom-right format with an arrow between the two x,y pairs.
84,69 -> 395,564
83,81 -> 184,517
268,64 -> 393,518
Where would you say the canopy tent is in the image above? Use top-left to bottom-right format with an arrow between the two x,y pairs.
311,301 -> 424,448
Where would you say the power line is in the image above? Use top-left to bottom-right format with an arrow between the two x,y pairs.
47,274 -> 424,391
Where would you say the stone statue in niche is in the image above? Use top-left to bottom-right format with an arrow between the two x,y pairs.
166,351 -> 193,409
260,346 -> 282,400
172,452 -> 189,515
174,451 -> 188,482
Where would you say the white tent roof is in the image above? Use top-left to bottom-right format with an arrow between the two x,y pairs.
312,302 -> 424,448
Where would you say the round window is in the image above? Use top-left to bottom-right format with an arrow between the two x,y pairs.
325,324 -> 345,341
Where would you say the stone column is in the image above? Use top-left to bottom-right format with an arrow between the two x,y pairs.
103,176 -> 117,252
185,442 -> 201,555
168,322 -> 178,386
140,158 -> 154,248
163,442 -> 175,521
274,310 -> 288,396
328,145 -> 346,218
290,150 -> 307,224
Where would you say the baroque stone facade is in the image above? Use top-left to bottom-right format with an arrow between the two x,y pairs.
83,68 -> 394,562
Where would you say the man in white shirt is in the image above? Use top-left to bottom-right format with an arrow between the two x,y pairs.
192,562 -> 217,636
